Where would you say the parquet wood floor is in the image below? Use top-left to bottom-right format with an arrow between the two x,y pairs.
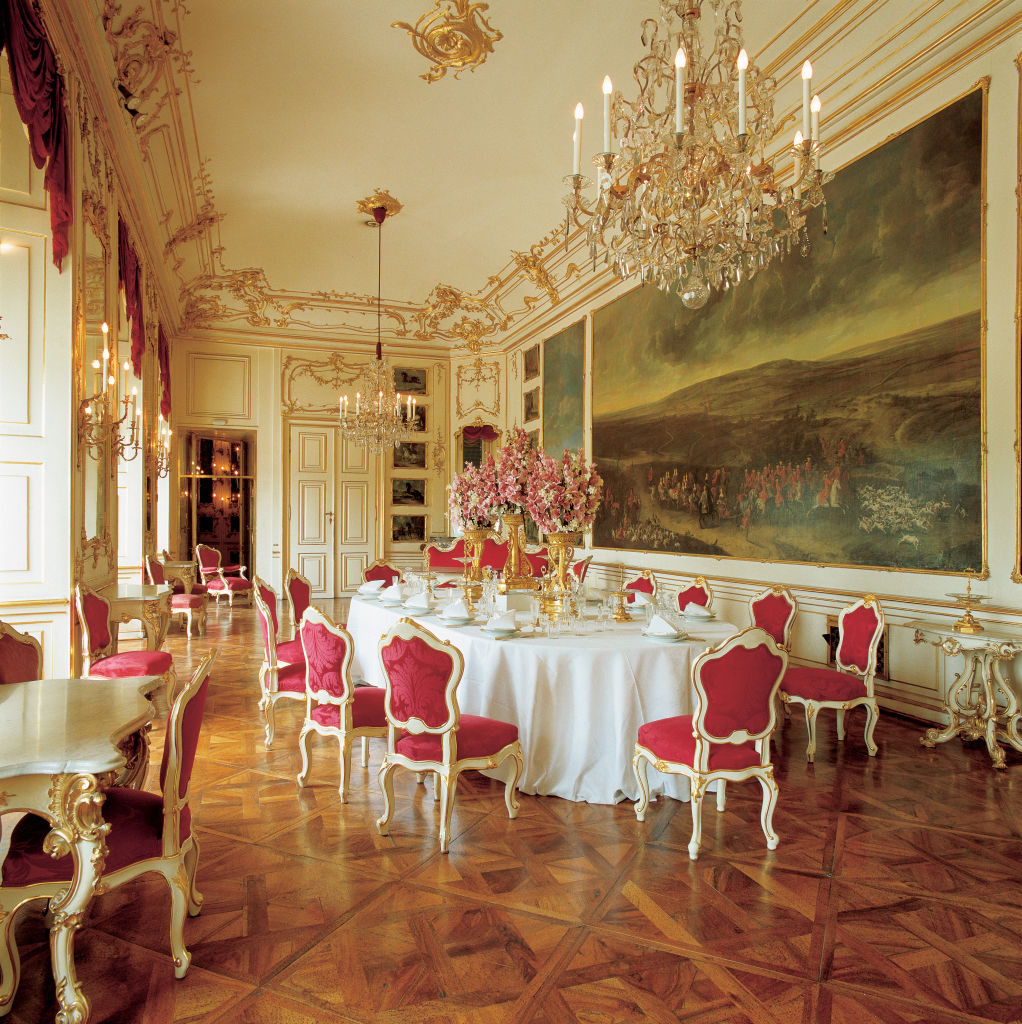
6,601 -> 1022,1023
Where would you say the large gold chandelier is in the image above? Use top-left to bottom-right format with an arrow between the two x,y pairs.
339,191 -> 417,455
563,0 -> 830,309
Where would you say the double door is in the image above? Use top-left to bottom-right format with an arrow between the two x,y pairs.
288,423 -> 379,599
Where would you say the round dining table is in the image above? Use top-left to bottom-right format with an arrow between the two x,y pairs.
346,595 -> 738,805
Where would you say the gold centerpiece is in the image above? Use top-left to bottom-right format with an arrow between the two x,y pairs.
948,577 -> 988,634
539,531 -> 581,614
499,512 -> 537,592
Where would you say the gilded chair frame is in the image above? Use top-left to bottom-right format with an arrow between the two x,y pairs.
623,567 -> 658,602
284,567 -> 313,640
748,585 -> 798,650
361,559 -> 404,587
194,543 -> 251,607
145,556 -> 208,638
0,621 -> 43,683
677,575 -> 713,610
253,576 -> 305,748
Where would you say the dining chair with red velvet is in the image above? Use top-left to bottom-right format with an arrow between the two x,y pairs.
779,594 -> 884,763
253,577 -> 306,748
749,586 -> 798,649
194,543 -> 253,608
0,649 -> 219,1012
362,559 -> 404,588
285,568 -> 313,639
75,584 -> 176,708
145,556 -> 208,638
376,617 -> 524,853
623,568 -> 658,604
633,626 -> 788,860
676,576 -> 713,611
296,607 -> 387,801
571,555 -> 593,586
0,621 -> 42,685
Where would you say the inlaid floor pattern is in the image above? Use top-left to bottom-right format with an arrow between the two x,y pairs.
7,601 -> 1022,1023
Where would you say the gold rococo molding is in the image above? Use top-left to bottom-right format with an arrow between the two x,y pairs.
392,0 -> 502,84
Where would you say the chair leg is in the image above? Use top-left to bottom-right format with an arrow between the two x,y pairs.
361,735 -> 370,767
688,777 -> 706,860
804,702 -> 819,763
503,746 -> 523,820
863,699 -> 880,756
264,695 -> 277,749
376,760 -> 397,836
438,769 -> 458,854
296,724 -> 313,787
338,735 -> 352,802
433,771 -> 440,802
197,600 -> 207,636
632,750 -> 652,821
163,854 -> 193,979
716,779 -> 726,812
758,770 -> 780,851
836,708 -> 846,741
184,833 -> 203,917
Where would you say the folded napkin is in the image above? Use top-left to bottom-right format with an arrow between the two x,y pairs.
485,611 -> 517,631
684,602 -> 712,618
645,614 -> 679,638
441,598 -> 471,620
405,591 -> 433,611
358,579 -> 385,595
629,590 -> 651,606
382,582 -> 404,602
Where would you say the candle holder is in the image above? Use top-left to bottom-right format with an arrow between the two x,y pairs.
78,387 -> 141,465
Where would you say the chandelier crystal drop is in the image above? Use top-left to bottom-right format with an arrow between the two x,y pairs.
339,195 -> 416,455
562,0 -> 832,309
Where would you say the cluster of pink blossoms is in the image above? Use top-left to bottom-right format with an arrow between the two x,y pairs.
525,448 -> 604,534
447,455 -> 499,532
493,426 -> 538,514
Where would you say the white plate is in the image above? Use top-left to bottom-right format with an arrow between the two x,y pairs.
491,630 -> 522,641
683,611 -> 715,621
379,597 -> 403,606
642,632 -> 685,643
439,615 -> 473,626
403,605 -> 434,615
482,626 -> 517,637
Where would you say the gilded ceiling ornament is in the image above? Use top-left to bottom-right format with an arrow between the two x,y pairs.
355,189 -> 403,220
164,202 -> 225,258
455,358 -> 500,418
392,0 -> 502,84
511,244 -> 559,305
0,317 -> 10,343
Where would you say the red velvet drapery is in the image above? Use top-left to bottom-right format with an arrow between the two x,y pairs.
158,323 -> 171,418
0,0 -> 72,268
118,217 -> 145,377
462,425 -> 499,442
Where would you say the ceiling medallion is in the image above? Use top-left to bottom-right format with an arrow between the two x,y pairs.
392,0 -> 502,84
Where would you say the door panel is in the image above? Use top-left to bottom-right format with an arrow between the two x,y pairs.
289,424 -> 334,598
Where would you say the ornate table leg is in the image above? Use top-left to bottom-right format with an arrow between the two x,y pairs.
114,724 -> 152,789
975,651 -> 1006,769
920,645 -> 984,749
990,648 -> 1022,762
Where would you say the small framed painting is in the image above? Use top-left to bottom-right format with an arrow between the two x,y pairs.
408,405 -> 427,432
523,344 -> 540,381
394,367 -> 429,395
524,387 -> 540,423
392,514 -> 426,543
392,478 -> 427,506
527,429 -> 540,449
393,442 -> 427,469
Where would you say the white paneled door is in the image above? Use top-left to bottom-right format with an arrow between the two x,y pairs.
288,423 -> 376,599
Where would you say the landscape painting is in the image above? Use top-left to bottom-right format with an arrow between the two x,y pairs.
543,320 -> 585,458
392,514 -> 426,543
593,88 -> 984,573
524,388 -> 540,423
393,442 -> 426,469
392,478 -> 427,506
524,344 -> 540,381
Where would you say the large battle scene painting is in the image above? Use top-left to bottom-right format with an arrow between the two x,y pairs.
592,89 -> 984,573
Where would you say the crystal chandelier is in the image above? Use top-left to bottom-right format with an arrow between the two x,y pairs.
562,0 -> 831,309
338,190 -> 416,454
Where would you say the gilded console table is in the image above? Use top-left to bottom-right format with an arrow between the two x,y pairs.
910,620 -> 1022,769
101,582 -> 172,650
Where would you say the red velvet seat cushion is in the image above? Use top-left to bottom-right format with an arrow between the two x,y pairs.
207,577 -> 252,592
90,650 -> 173,678
1,788 -> 188,886
276,638 -> 305,664
781,665 -> 867,702
171,593 -> 204,610
637,715 -> 760,771
276,662 -> 307,693
396,715 -> 518,762
310,686 -> 386,729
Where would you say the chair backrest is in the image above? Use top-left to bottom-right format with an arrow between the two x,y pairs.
749,586 -> 797,649
677,576 -> 712,611
0,621 -> 43,684
571,555 -> 593,583
285,568 -> 312,630
300,606 -> 354,705
145,555 -> 166,586
378,618 -> 463,748
836,595 -> 884,681
524,547 -> 549,576
158,648 -> 218,857
422,538 -> 465,571
195,544 -> 222,576
74,584 -> 114,662
363,559 -> 403,587
690,627 -> 788,771
252,576 -> 279,663
480,538 -> 510,571
623,569 -> 657,603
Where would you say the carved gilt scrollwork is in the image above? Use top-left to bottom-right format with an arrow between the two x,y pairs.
392,0 -> 502,84
455,357 -> 500,418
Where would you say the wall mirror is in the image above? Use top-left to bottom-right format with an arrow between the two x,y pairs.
81,211 -> 109,542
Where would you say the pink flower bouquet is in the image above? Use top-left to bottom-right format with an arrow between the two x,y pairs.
525,448 -> 604,534
447,455 -> 499,532
494,426 -> 538,514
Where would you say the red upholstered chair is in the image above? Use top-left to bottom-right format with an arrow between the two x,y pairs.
676,576 -> 712,611
0,621 -> 42,684
571,555 -> 593,585
75,584 -> 176,710
422,538 -> 466,571
297,607 -> 387,801
0,649 -> 218,1010
253,577 -> 306,748
633,627 -> 788,860
194,543 -> 253,608
362,559 -> 403,588
376,618 -> 524,853
623,568 -> 657,604
749,586 -> 798,649
524,546 -> 550,577
285,568 -> 313,639
146,556 -> 208,638
779,595 -> 884,763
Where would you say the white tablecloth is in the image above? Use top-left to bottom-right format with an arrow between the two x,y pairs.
346,595 -> 738,804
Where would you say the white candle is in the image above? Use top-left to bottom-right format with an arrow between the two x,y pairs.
101,329 -> 109,394
801,60 -> 813,140
794,131 -> 803,200
377,390 -> 382,415
573,102 -> 584,175
737,49 -> 748,136
356,391 -> 360,415
675,49 -> 686,133
810,94 -> 821,145
91,359 -> 100,395
602,76 -> 612,152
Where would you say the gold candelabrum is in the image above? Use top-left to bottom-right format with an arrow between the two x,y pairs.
562,0 -> 830,310
460,526 -> 492,599
78,322 -> 141,464
499,512 -> 538,592
537,531 -> 580,614
153,415 -> 173,478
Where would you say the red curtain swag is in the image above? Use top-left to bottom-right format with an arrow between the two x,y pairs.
462,425 -> 499,442
117,217 -> 146,377
157,324 -> 171,418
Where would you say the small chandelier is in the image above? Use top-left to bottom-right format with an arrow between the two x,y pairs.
563,0 -> 831,309
339,190 -> 416,454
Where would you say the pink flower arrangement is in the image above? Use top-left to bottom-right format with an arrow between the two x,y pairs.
493,426 -> 538,514
447,455 -> 499,532
525,448 -> 604,534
